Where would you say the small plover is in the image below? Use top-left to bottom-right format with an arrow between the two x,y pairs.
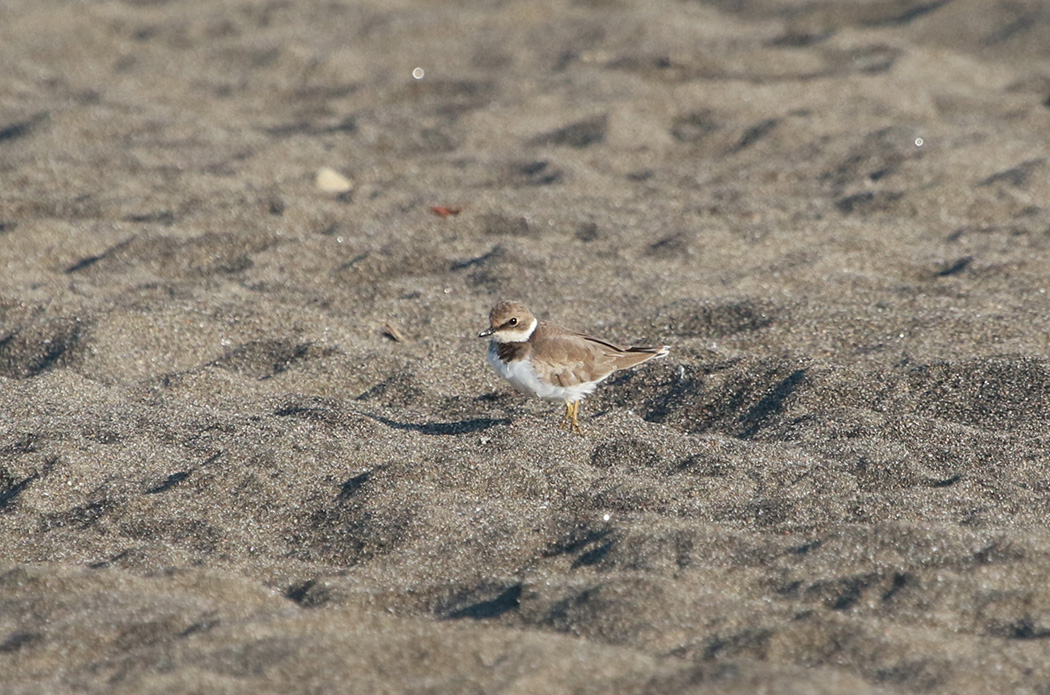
479,301 -> 669,434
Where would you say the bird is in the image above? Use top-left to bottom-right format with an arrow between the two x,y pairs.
478,301 -> 669,434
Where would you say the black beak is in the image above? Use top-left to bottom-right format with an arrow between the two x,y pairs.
478,328 -> 493,338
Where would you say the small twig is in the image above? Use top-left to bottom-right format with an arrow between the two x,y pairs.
381,322 -> 407,343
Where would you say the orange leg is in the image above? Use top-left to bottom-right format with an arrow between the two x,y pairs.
559,400 -> 585,435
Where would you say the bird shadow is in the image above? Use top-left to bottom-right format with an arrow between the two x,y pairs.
362,413 -> 510,436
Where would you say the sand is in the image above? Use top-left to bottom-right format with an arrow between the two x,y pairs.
4,0 -> 1050,692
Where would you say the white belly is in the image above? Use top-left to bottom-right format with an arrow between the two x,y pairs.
487,342 -> 598,402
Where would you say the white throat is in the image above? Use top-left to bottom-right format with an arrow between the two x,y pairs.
490,317 -> 538,343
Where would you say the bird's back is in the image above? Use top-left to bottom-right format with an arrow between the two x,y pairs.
528,320 -> 668,387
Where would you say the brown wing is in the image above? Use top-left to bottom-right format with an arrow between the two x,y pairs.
529,333 -> 618,387
529,322 -> 667,386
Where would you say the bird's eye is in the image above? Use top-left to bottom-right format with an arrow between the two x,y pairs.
508,317 -> 518,326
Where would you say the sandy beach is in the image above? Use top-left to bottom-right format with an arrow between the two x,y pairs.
4,0 -> 1050,692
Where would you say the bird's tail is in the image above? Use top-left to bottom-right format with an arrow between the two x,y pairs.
615,345 -> 670,369
627,345 -> 670,358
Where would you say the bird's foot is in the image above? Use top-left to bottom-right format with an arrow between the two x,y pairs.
559,401 -> 585,436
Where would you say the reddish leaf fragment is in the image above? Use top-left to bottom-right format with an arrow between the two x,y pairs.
430,205 -> 463,218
